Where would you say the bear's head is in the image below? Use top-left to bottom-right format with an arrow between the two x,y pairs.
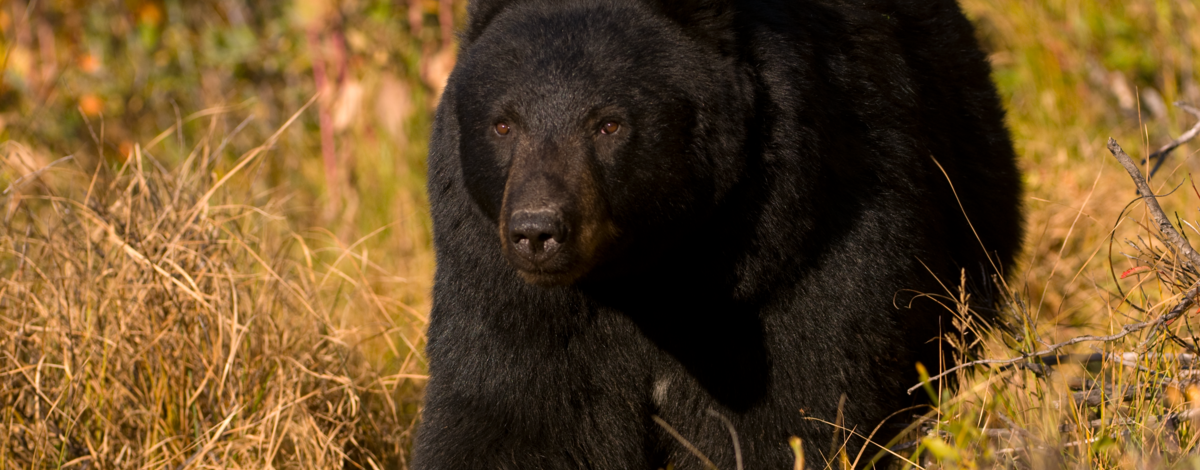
450,0 -> 749,286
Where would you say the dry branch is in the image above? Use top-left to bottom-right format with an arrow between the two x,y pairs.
1109,137 -> 1200,269
906,285 -> 1199,395
653,415 -> 719,470
908,107 -> 1200,395
1147,102 -> 1200,177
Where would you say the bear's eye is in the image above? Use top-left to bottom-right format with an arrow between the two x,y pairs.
599,122 -> 620,135
495,122 -> 511,136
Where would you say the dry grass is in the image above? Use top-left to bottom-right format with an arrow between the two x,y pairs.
0,108 -> 425,469
895,118 -> 1200,468
3,0 -> 1200,468
882,1 -> 1200,467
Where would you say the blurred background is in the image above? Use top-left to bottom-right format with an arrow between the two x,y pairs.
0,0 -> 453,318
2,0 -> 1198,322
1,0 -> 1200,467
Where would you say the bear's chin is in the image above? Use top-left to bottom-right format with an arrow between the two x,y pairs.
504,246 -> 611,287
515,269 -> 581,287
512,255 -> 627,287
500,249 -> 584,286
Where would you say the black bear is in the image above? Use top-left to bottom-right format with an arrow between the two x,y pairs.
414,0 -> 1022,468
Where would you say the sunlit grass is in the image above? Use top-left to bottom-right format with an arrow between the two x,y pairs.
906,2 -> 1200,468
3,0 -> 1200,467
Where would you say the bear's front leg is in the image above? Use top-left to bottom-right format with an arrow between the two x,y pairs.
412,297 -> 660,470
413,388 -> 659,469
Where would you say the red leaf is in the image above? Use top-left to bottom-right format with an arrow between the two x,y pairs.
1120,266 -> 1152,279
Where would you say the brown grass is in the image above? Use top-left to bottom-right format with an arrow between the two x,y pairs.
0,108 -> 426,469
4,0 -> 1200,468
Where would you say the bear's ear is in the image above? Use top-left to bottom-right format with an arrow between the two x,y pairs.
648,0 -> 735,51
462,0 -> 519,44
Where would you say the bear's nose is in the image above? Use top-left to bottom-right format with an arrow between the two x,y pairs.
508,209 -> 567,258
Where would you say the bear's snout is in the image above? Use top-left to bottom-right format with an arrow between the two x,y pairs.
508,209 -> 567,259
497,139 -> 616,286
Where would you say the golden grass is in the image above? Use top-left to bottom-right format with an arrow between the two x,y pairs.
3,0 -> 1200,468
902,144 -> 1200,468
898,0 -> 1200,454
0,109 -> 425,469
963,0 -> 1200,324
808,2 -> 1200,466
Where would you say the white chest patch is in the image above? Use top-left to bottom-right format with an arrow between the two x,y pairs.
652,377 -> 670,406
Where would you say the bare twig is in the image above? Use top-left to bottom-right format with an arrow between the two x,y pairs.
1146,102 -> 1200,177
908,132 -> 1200,395
652,415 -> 719,470
1109,138 -> 1200,269
906,285 -> 1198,395
1047,352 -> 1199,368
706,409 -> 742,470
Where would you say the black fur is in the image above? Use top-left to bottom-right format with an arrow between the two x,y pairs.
415,0 -> 1022,468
